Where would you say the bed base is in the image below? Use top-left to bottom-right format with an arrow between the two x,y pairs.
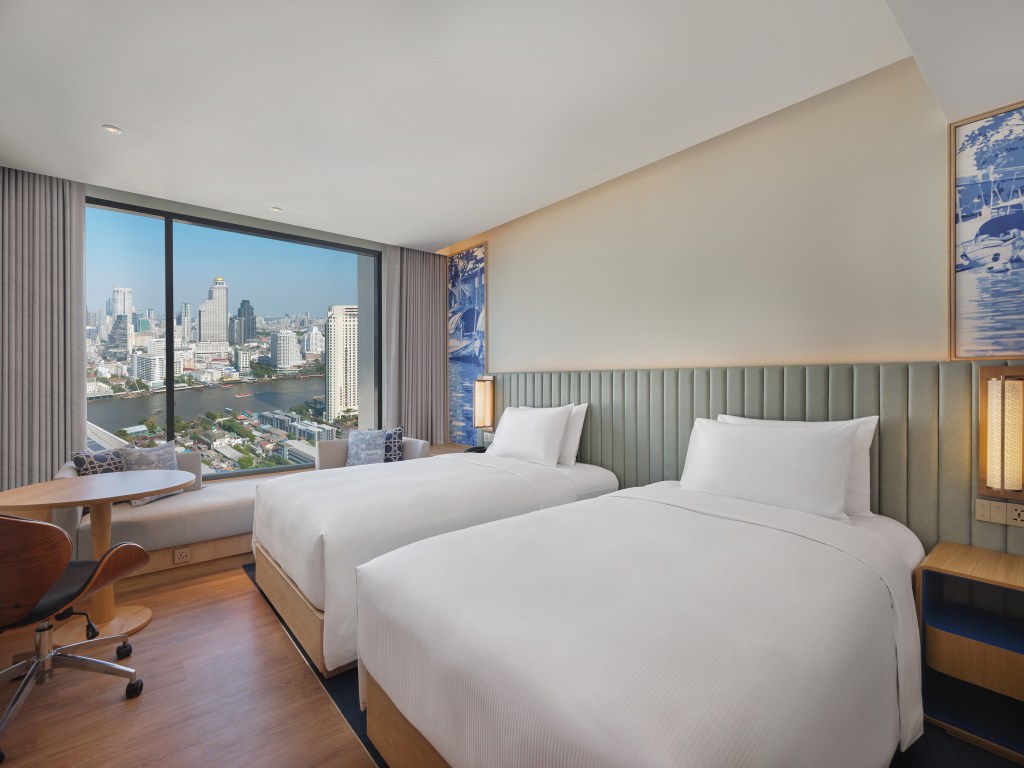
254,541 -> 352,678
366,672 -> 452,768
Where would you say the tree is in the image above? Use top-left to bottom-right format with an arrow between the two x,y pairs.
205,411 -> 222,423
142,417 -> 159,433
115,429 -> 130,441
238,455 -> 255,470
290,403 -> 312,419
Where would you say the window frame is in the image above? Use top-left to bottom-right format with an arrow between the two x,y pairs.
86,197 -> 383,478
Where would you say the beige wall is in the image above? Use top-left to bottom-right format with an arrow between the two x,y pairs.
443,59 -> 949,373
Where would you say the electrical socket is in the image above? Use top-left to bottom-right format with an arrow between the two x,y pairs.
173,547 -> 192,565
1009,504 -> 1024,528
990,501 -> 1008,525
976,499 -> 992,522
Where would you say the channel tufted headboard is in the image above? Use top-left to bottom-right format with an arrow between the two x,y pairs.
491,361 -> 1024,558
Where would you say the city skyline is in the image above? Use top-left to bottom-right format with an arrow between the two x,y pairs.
86,206 -> 362,316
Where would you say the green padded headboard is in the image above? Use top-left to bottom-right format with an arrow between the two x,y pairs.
492,361 -> 1024,557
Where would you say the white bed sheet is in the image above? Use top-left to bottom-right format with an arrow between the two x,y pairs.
253,453 -> 616,670
849,513 -> 926,571
357,482 -> 923,768
554,462 -> 619,500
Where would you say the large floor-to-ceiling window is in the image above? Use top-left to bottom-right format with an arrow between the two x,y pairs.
85,200 -> 381,476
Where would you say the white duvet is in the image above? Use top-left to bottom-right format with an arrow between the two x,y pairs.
253,453 -> 582,670
356,483 -> 924,768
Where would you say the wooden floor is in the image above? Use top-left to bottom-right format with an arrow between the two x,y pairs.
0,559 -> 376,768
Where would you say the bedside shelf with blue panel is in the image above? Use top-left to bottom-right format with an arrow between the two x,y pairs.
916,542 -> 1024,764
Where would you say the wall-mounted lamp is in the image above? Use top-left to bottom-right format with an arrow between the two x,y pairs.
473,375 -> 495,430
979,366 -> 1024,500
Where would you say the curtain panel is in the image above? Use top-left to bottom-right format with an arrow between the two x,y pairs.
382,245 -> 448,445
0,167 -> 86,491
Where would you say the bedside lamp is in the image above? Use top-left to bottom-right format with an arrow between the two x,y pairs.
473,375 -> 494,430
979,367 -> 1024,499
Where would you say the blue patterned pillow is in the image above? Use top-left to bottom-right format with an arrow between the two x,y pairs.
346,429 -> 386,466
120,442 -> 182,506
72,449 -> 123,476
384,426 -> 404,463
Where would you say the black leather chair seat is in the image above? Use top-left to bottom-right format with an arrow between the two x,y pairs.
13,561 -> 100,628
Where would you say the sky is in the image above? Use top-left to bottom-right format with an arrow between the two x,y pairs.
85,206 -> 362,319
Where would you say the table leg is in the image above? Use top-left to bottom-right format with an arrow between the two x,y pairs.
52,500 -> 152,646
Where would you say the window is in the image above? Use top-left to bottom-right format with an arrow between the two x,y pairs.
85,201 -> 381,476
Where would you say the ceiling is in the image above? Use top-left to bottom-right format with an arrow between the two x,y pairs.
0,1 -> 922,250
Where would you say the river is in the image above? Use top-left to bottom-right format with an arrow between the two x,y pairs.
87,377 -> 328,432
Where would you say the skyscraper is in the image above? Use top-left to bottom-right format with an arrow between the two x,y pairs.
108,315 -> 131,359
301,326 -> 325,357
270,329 -> 301,369
177,302 -> 192,343
324,305 -> 358,420
198,276 -> 228,343
111,286 -> 132,319
237,299 -> 256,342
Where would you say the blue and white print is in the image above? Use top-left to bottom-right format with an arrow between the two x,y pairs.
448,245 -> 486,445
346,429 -> 386,466
954,105 -> 1024,357
383,426 -> 404,462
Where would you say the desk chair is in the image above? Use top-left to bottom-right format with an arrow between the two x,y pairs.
0,514 -> 150,764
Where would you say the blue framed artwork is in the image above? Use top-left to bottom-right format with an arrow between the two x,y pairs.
952,99 -> 1024,359
448,243 -> 486,444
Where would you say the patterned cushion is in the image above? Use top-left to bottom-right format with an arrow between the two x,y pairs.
72,449 -> 124,476
384,426 -> 404,463
120,442 -> 183,506
346,430 -> 386,466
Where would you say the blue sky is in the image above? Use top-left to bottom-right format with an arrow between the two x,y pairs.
85,206 -> 361,318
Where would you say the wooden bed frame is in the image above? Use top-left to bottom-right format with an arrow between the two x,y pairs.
253,541 -> 353,678
366,672 -> 452,768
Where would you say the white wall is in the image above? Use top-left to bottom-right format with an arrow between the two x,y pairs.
444,59 -> 949,372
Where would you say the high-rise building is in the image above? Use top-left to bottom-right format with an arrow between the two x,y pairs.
131,351 -> 165,384
177,302 -> 192,342
108,315 -> 132,359
234,347 -> 252,373
198,276 -> 229,343
228,316 -> 245,346
301,326 -> 325,357
270,329 -> 301,369
324,305 -> 358,420
237,299 -> 256,342
111,286 -> 132,319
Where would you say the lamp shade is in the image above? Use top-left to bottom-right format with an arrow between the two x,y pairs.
980,367 -> 1024,499
473,376 -> 494,429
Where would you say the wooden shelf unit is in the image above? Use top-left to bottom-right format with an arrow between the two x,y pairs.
916,542 -> 1024,764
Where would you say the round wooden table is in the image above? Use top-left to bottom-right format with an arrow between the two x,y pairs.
0,469 -> 195,642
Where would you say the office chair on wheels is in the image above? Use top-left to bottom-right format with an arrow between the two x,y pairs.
0,514 -> 150,764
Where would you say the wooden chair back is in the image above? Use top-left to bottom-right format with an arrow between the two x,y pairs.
0,514 -> 73,627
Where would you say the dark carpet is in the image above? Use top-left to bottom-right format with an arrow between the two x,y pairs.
242,564 -> 1013,768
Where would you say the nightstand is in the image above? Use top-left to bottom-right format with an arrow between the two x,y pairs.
916,542 -> 1024,763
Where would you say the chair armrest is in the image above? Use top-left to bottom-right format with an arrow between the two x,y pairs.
317,439 -> 349,470
402,438 -> 430,460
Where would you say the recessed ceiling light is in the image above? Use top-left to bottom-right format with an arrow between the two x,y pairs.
101,124 -> 122,135
269,206 -> 282,212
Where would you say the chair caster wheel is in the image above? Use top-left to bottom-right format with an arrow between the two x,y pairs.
116,642 -> 132,660
126,679 -> 143,699
86,622 -> 99,640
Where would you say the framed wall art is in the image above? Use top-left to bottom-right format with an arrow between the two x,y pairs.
951,99 -> 1024,359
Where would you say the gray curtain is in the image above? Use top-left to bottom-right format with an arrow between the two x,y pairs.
382,245 -> 448,444
1,167 -> 86,491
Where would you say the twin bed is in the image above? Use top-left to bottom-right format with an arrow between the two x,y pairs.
253,401 -> 927,768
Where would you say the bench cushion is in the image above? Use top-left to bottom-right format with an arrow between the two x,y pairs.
76,476 -> 274,558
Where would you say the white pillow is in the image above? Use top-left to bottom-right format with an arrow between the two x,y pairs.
486,404 -> 574,466
680,418 -> 859,521
718,414 -> 878,517
519,404 -> 589,465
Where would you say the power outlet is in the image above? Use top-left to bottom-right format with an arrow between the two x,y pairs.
1009,504 -> 1024,528
173,547 -> 192,565
990,501 -> 1008,525
976,499 -> 992,522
